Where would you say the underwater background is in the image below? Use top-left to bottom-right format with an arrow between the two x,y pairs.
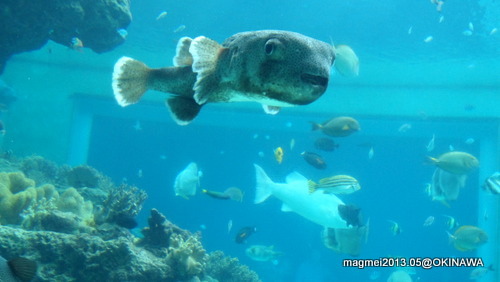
0,0 -> 499,281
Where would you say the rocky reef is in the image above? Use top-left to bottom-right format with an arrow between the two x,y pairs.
0,155 -> 260,281
0,0 -> 132,73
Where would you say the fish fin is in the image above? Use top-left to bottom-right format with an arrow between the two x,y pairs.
342,124 -> 350,130
307,180 -> 317,193
8,257 -> 37,281
281,203 -> 293,212
309,121 -> 322,131
112,56 -> 151,106
254,164 -> 274,204
166,96 -> 202,125
189,36 -> 224,104
173,37 -> 194,66
426,156 -> 439,165
262,105 -> 280,115
286,171 -> 307,184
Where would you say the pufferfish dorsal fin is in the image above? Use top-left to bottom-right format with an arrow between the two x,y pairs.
173,37 -> 194,66
190,36 -> 225,105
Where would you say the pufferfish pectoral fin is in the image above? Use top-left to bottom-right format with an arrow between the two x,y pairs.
166,96 -> 202,126
189,36 -> 225,105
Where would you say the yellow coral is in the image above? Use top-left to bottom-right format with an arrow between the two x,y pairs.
56,188 -> 94,224
0,172 -> 59,225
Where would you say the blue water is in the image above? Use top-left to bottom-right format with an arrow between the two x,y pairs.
80,0 -> 499,281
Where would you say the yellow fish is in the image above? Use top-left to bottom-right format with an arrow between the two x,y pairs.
274,147 -> 284,164
427,151 -> 479,175
448,225 -> 488,251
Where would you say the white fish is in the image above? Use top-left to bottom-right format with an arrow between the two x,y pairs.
408,26 -> 413,35
137,169 -> 143,178
490,28 -> 498,35
368,147 -> 374,160
333,44 -> 359,77
227,219 -> 233,233
173,162 -> 201,199
439,15 -> 444,23
254,164 -> 350,228
424,36 -> 433,43
398,123 -> 412,133
426,134 -> 435,152
387,270 -> 412,282
468,22 -> 474,31
156,11 -> 168,21
465,138 -> 475,145
463,30 -> 473,36
173,25 -> 186,33
449,144 -> 455,151
423,216 -> 435,226
133,120 -> 142,131
290,138 -> 295,150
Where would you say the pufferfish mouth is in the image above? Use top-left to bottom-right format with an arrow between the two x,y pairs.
300,73 -> 329,88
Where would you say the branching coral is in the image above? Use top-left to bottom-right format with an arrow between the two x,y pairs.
167,233 -> 206,280
205,251 -> 261,282
98,184 -> 147,226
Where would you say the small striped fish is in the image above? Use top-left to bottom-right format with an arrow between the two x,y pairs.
308,175 -> 361,194
483,172 -> 500,195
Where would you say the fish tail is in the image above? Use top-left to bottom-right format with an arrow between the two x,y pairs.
307,180 -> 317,193
309,121 -> 322,131
425,156 -> 439,165
112,56 -> 151,106
254,164 -> 274,204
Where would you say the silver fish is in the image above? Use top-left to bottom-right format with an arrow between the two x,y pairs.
173,162 -> 201,199
112,30 -> 335,125
483,172 -> 500,195
426,134 -> 435,152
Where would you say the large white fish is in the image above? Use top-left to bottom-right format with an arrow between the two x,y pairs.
173,162 -> 201,199
254,164 -> 351,228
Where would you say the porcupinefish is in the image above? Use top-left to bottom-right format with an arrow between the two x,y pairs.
112,30 -> 335,125
0,256 -> 37,282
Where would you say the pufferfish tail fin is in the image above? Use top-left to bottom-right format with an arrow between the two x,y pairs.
112,56 -> 151,106
190,36 -> 226,105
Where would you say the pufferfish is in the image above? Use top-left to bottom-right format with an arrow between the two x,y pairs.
112,30 -> 347,125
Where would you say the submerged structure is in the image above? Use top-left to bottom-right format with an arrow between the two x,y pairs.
0,155 -> 260,281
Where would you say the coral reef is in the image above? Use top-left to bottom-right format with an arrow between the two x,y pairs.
0,155 -> 260,281
205,251 -> 261,282
0,0 -> 132,73
19,156 -> 60,186
138,208 -> 190,250
98,184 -> 147,226
65,165 -> 100,188
167,233 -> 206,280
0,172 -> 58,225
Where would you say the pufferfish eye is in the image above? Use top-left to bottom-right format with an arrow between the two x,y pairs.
264,38 -> 281,56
